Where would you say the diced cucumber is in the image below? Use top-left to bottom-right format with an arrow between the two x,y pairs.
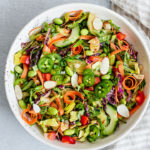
101,104 -> 118,136
70,111 -> 78,122
39,118 -> 59,127
64,129 -> 75,136
54,26 -> 80,48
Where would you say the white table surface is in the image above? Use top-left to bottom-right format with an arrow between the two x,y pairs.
0,0 -> 111,150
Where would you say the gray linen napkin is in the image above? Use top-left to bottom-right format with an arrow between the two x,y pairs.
107,0 -> 150,149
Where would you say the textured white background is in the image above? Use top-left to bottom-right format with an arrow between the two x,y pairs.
1,0 -> 150,150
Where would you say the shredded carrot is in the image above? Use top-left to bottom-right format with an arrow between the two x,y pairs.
36,35 -> 45,41
117,113 -> 122,119
116,55 -> 122,61
48,33 -> 65,47
64,91 -> 75,104
79,35 -> 95,40
78,75 -> 83,84
129,104 -> 141,116
68,10 -> 83,21
130,95 -> 147,116
49,37 -> 67,47
50,102 -> 58,109
43,28 -> 51,53
64,83 -> 72,86
58,126 -> 64,136
64,91 -> 84,104
118,40 -> 129,50
28,26 -> 41,36
85,61 -> 98,69
110,49 -> 127,56
72,45 -> 82,55
85,63 -> 92,69
43,45 -> 51,53
33,76 -> 41,85
37,70 -> 44,87
21,64 -> 28,79
88,56 -> 103,62
122,75 -> 137,90
118,62 -> 124,78
110,42 -> 117,50
52,91 -> 64,116
115,86 -> 119,103
33,76 -> 37,83
21,107 -> 37,125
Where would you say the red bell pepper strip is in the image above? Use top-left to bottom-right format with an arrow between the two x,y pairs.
116,32 -> 126,40
20,55 -> 30,65
81,115 -> 88,126
85,86 -> 94,91
61,136 -> 76,144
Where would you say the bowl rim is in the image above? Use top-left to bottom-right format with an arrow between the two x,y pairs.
4,3 -> 150,150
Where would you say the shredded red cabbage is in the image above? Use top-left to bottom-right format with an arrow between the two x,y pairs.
117,73 -> 124,100
34,90 -> 51,104
107,87 -> 116,105
69,121 -> 75,125
128,48 -> 138,60
100,42 -> 105,47
86,59 -> 93,64
102,98 -> 107,110
84,102 -> 90,118
57,85 -> 64,89
58,48 -> 71,57
92,53 -> 101,56
26,45 -> 40,55
21,42 -> 30,49
30,48 -> 42,67
44,28 -> 51,46
127,90 -> 132,102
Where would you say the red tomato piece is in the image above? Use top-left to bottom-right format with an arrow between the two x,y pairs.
85,86 -> 94,91
81,115 -> 88,126
47,132 -> 56,141
44,73 -> 51,81
20,55 -> 30,65
113,66 -> 119,75
61,136 -> 76,144
94,77 -> 100,85
116,32 -> 126,40
136,90 -> 145,104
88,56 -> 101,62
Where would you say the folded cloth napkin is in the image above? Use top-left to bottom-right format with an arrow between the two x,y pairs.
106,0 -> 150,150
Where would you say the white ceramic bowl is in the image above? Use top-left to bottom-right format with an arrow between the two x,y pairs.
5,3 -> 150,150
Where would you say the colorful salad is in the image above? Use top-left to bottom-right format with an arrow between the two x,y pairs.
13,10 -> 146,144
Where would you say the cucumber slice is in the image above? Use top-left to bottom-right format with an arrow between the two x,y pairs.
101,104 -> 118,136
54,26 -> 80,48
87,13 -> 95,35
97,108 -> 109,126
